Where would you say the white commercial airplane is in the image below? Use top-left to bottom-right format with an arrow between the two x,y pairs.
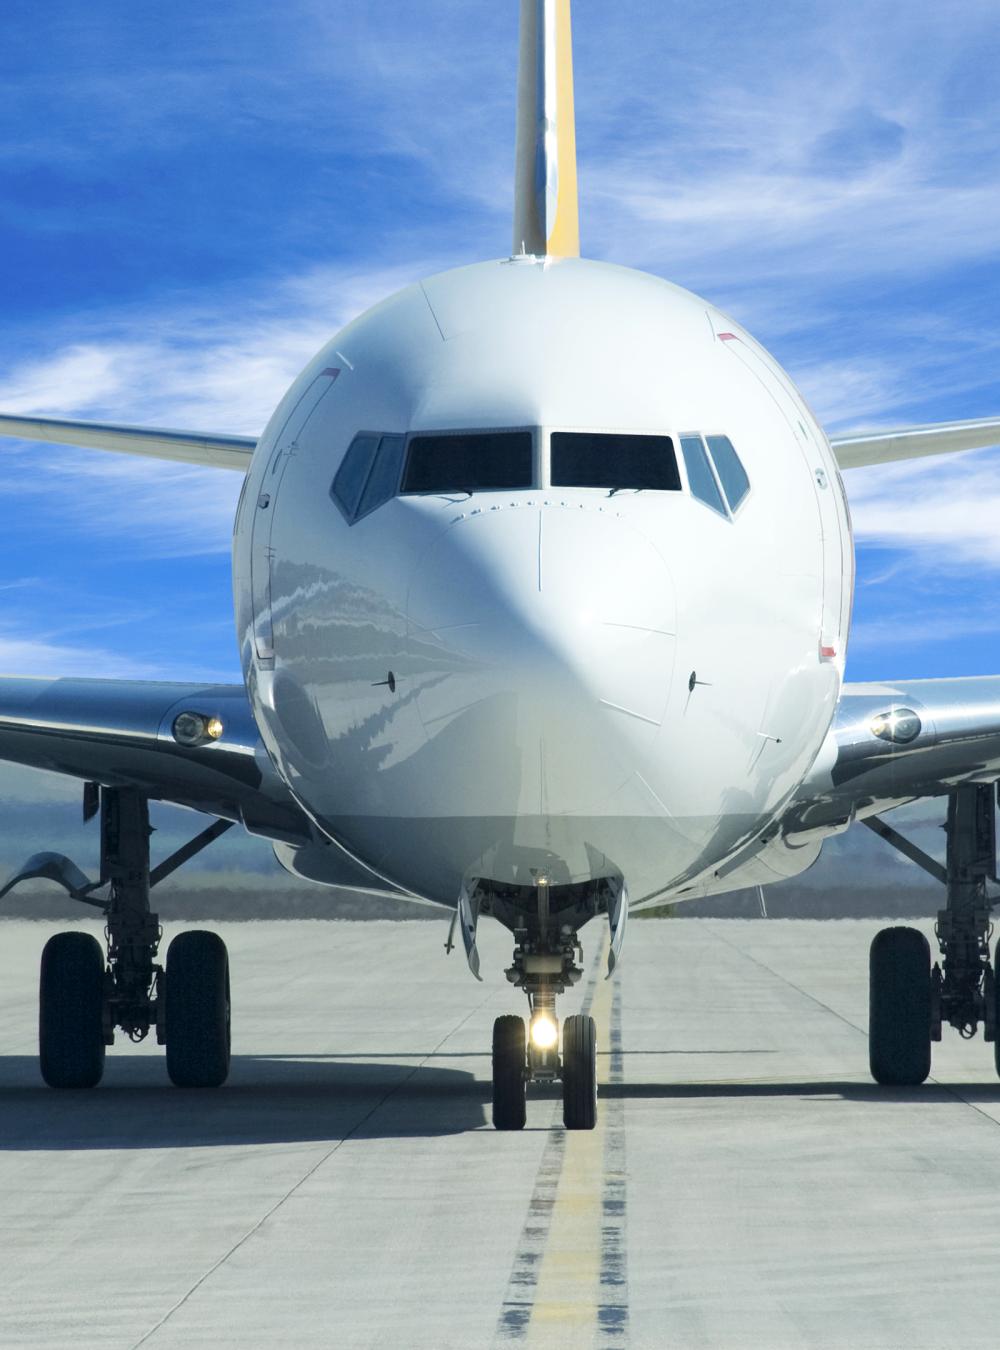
1,0 -> 999,1130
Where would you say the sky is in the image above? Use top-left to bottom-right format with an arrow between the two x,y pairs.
0,0 -> 997,890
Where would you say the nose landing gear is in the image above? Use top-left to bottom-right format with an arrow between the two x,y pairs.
490,900 -> 597,1131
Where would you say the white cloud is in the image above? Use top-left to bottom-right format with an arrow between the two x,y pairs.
0,261 -> 437,556
848,605 -> 1000,654
0,3 -> 996,601
845,448 -> 1000,571
0,262 -> 430,433
0,633 -> 161,680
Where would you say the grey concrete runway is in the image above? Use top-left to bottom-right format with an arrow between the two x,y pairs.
3,916 -> 1000,1349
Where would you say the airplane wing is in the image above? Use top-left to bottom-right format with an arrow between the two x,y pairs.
0,675 -> 428,904
0,676 -> 308,841
830,416 -> 1000,471
0,413 -> 256,470
782,676 -> 1000,840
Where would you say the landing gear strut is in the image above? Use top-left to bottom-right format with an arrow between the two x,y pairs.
15,785 -> 233,1089
865,783 -> 1000,1085
459,875 -> 623,1131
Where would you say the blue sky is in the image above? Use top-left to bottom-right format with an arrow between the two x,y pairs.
0,0 -> 998,693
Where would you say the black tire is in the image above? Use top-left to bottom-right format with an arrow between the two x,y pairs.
492,1015 -> 526,1130
869,927 -> 932,1086
562,1013 -> 597,1130
165,930 -> 231,1088
39,931 -> 106,1089
993,949 -> 1000,1080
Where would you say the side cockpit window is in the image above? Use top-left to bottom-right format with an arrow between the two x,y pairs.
680,435 -> 727,516
705,435 -> 750,512
401,431 -> 533,494
550,433 -> 681,491
680,433 -> 750,518
331,433 -> 406,523
357,435 -> 405,517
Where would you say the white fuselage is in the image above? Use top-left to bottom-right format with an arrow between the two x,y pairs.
233,257 -> 853,906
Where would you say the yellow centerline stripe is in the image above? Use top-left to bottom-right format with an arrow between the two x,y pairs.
525,948 -> 614,1344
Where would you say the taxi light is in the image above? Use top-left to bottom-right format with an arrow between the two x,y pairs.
530,1014 -> 558,1050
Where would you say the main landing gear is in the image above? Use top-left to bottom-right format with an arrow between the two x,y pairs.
865,783 -> 1000,1085
457,874 -> 625,1131
4,785 -> 233,1089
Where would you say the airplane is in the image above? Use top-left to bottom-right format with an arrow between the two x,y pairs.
0,0 -> 999,1132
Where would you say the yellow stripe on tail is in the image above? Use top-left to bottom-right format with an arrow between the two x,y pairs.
513,0 -> 581,258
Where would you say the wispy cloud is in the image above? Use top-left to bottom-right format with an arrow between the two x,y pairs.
0,261 -> 438,556
0,262 -> 433,433
0,632 -> 160,679
846,449 -> 1000,571
0,0 -> 997,694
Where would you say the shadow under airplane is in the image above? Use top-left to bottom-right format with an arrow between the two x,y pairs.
0,1054 -> 487,1148
1,1048 -> 995,1151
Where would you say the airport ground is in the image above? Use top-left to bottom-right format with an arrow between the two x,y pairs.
2,915 -> 1000,1349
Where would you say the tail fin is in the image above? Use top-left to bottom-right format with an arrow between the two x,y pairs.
513,0 -> 580,258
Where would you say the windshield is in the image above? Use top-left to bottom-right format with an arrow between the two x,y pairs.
401,431 -> 534,494
549,432 -> 681,491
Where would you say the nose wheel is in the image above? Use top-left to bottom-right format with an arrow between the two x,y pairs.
491,1010 -> 598,1131
492,1014 -> 527,1130
561,1014 -> 597,1130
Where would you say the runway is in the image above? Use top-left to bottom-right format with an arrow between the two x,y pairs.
4,916 -> 1000,1349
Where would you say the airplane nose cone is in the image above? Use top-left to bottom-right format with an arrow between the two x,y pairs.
407,503 -> 675,815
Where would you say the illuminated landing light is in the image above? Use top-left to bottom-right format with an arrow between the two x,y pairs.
529,1013 -> 559,1051
871,708 -> 921,745
173,712 -> 225,747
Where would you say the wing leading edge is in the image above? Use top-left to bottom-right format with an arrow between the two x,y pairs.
785,675 -> 1000,839
0,413 -> 255,470
0,676 -> 304,839
831,416 -> 1000,471
0,676 -> 430,905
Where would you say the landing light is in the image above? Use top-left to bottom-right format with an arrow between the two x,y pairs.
172,711 -> 225,747
870,708 -> 921,745
530,1013 -> 559,1050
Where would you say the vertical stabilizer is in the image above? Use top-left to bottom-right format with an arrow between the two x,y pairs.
513,0 -> 580,258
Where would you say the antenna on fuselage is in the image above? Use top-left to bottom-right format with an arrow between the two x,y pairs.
513,0 -> 581,258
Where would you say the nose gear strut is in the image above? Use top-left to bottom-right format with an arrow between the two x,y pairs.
457,874 -> 625,1130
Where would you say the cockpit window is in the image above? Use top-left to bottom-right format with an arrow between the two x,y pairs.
401,431 -> 533,494
357,435 -> 405,518
331,433 -> 379,519
706,435 -> 750,512
680,435 -> 727,516
331,433 -> 407,523
549,433 -> 681,491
